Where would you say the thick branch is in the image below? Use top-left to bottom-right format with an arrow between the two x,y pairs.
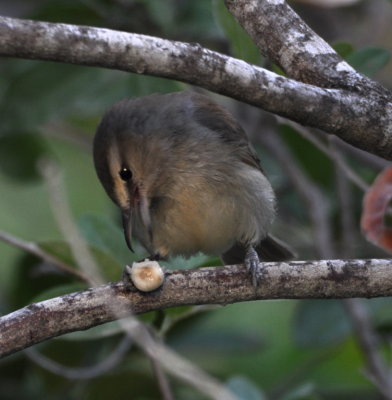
224,0 -> 390,98
0,16 -> 391,159
1,259 -> 392,359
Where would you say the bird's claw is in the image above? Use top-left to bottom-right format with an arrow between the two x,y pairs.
245,247 -> 262,286
122,265 -> 137,291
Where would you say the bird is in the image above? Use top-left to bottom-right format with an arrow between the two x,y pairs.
93,91 -> 293,286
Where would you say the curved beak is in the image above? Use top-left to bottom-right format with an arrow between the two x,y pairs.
121,187 -> 153,253
122,208 -> 134,252
139,190 -> 152,243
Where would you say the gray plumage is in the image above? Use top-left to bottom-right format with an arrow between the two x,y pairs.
94,91 -> 292,283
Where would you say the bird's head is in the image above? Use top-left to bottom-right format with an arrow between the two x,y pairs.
92,97 -> 174,253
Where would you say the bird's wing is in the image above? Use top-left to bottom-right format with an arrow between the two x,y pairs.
189,93 -> 263,172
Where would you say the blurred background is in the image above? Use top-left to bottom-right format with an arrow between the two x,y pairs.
0,0 -> 391,399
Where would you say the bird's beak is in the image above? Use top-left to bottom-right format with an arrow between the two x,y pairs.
122,208 -> 134,252
139,190 -> 152,243
121,187 -> 153,253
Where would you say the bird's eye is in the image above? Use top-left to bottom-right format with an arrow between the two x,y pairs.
119,167 -> 133,182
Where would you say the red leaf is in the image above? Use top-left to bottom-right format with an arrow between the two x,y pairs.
361,166 -> 392,253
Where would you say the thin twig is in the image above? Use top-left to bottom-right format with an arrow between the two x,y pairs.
343,299 -> 392,400
25,335 -> 132,380
0,230 -> 90,283
149,354 -> 175,400
118,317 -> 238,400
41,121 -> 91,152
328,136 -> 369,191
280,119 -> 369,191
331,142 -> 357,258
259,126 -> 335,258
334,138 -> 390,171
38,159 -> 102,286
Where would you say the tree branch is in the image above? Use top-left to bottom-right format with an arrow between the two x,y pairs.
0,16 -> 391,159
1,258 -> 392,359
224,0 -> 389,98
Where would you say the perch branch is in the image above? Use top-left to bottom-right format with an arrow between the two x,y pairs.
0,16 -> 391,159
1,258 -> 392,359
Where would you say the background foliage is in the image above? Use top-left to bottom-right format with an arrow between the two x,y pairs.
0,1 -> 391,399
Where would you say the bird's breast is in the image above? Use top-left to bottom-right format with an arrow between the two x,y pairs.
152,190 -> 238,257
144,166 -> 275,258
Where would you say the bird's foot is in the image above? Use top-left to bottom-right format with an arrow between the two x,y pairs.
245,246 -> 263,286
122,265 -> 137,291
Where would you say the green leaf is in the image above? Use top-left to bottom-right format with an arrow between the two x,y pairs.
162,305 -> 194,319
368,298 -> 392,334
346,47 -> 391,77
143,0 -> 176,30
0,60 -> 175,133
0,132 -> 49,183
160,305 -> 218,335
9,252 -> 76,309
281,383 -> 319,400
32,0 -> 102,25
10,240 -> 122,308
212,0 -> 262,65
333,42 -> 354,59
272,63 -> 287,76
172,330 -> 263,353
78,213 -> 135,265
0,62 -> 87,130
226,376 -> 266,400
294,300 -> 351,347
159,253 -> 211,270
279,125 -> 333,188
38,240 -> 123,282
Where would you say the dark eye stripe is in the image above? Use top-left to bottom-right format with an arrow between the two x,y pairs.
119,167 -> 132,181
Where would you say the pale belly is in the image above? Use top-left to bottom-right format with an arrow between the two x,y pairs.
146,192 -> 235,257
137,167 -> 275,259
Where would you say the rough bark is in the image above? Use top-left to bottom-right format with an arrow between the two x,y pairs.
0,16 -> 391,159
224,0 -> 390,98
1,259 -> 392,358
